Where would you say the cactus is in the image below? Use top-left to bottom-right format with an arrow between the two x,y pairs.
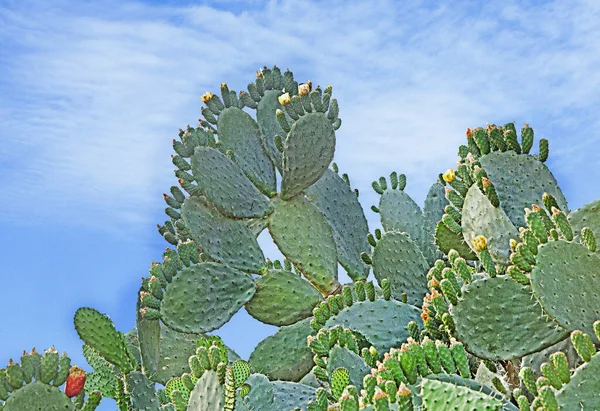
7,66 -> 600,410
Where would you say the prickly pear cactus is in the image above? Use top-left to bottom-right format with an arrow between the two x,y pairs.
8,67 -> 600,410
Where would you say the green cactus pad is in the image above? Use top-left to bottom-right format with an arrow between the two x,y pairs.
268,195 -> 339,295
326,346 -> 370,391
124,328 -> 141,366
479,151 -> 568,228
281,112 -> 335,199
256,89 -> 285,171
187,370 -> 224,410
271,381 -> 317,410
245,269 -> 323,326
73,307 -> 134,373
248,317 -> 315,381
568,198 -> 600,252
422,182 -> 448,263
190,146 -> 270,218
434,221 -> 477,260
161,263 -> 255,334
325,299 -> 422,354
555,352 -> 600,409
453,277 -> 568,360
531,240 -> 600,341
154,324 -> 205,385
371,231 -> 429,306
181,196 -> 265,273
3,381 -> 75,411
126,371 -> 160,411
82,345 -> 117,398
216,106 -> 277,196
136,289 -> 161,382
305,169 -> 370,281
424,373 -> 517,410
239,373 -> 275,410
421,378 -> 502,411
462,184 -> 519,264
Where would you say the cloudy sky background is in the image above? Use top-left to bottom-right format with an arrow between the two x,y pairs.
2,0 -> 600,408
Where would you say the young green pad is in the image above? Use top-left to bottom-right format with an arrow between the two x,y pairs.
434,220 -> 478,260
326,346 -> 371,391
461,184 -> 519,264
568,198 -> 600,252
181,196 -> 265,273
555,351 -> 600,409
126,371 -> 161,411
190,146 -> 271,218
160,263 -> 255,334
187,370 -> 224,410
305,169 -> 371,281
245,269 -> 323,326
268,195 -> 340,295
248,317 -> 315,381
255,89 -> 285,171
453,277 -> 568,360
325,299 -> 422,354
531,240 -> 600,341
520,337 -> 580,379
73,307 -> 134,374
479,151 -> 568,228
215,106 -> 277,196
281,112 -> 336,199
3,381 -> 75,411
421,378 -> 503,411
271,381 -> 317,410
371,231 -> 429,306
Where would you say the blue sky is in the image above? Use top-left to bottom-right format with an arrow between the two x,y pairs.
2,0 -> 600,408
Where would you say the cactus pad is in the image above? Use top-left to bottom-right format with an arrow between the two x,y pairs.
186,369 -> 224,410
479,151 -> 568,228
190,146 -> 271,218
434,221 -> 477,260
421,378 -> 502,410
281,112 -> 336,199
126,371 -> 160,410
160,263 -> 255,334
326,346 -> 370,390
245,269 -> 323,326
268,195 -> 339,295
325,299 -> 422,354
255,89 -> 285,171
3,381 -> 75,411
73,307 -> 134,373
568,198 -> 600,251
215,106 -> 277,196
181,196 -> 265,273
453,276 -> 568,360
305,169 -> 370,280
531,240 -> 600,341
248,317 -> 315,381
271,381 -> 317,410
371,231 -> 429,305
462,184 -> 519,264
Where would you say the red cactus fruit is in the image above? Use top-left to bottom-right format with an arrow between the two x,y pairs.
64,366 -> 86,398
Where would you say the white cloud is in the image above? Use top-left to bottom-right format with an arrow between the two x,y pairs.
1,0 -> 600,236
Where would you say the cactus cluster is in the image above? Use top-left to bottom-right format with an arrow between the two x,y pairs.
3,66 -> 600,410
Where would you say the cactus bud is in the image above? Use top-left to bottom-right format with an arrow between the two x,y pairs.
200,92 -> 213,103
278,92 -> 291,106
471,235 -> 487,252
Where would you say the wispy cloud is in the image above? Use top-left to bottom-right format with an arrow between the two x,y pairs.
2,0 -> 600,234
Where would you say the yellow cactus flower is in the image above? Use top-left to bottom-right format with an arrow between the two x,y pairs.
471,235 -> 488,252
298,83 -> 310,96
201,92 -> 213,103
442,169 -> 456,183
278,93 -> 291,106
